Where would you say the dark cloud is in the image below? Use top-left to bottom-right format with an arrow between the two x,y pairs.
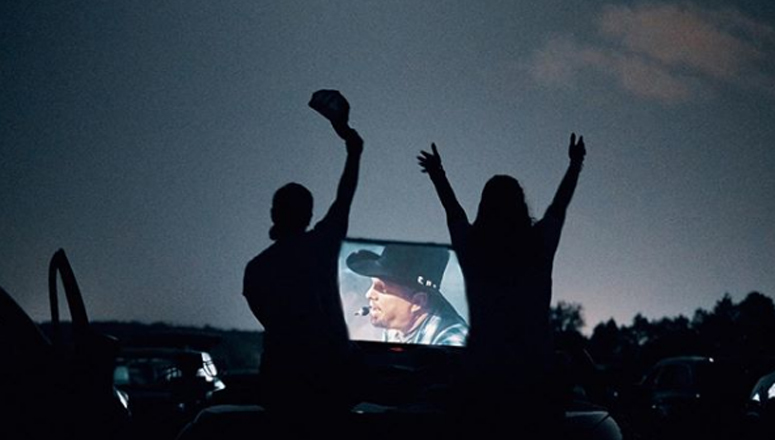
528,2 -> 775,103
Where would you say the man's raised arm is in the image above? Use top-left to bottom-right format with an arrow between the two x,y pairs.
308,90 -> 363,227
329,127 -> 363,220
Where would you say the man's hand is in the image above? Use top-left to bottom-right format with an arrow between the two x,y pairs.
569,133 -> 586,164
417,143 -> 444,176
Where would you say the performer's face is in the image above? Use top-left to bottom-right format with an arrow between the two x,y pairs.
365,278 -> 418,332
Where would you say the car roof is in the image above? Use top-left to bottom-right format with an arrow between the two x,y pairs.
117,347 -> 209,358
654,356 -> 713,366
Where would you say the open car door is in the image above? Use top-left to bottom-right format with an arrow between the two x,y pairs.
0,249 -> 129,439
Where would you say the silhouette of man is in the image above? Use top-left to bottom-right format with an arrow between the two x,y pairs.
417,133 -> 586,433
242,90 -> 363,418
346,243 -> 468,347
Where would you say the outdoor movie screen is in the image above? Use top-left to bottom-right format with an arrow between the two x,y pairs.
338,238 -> 469,347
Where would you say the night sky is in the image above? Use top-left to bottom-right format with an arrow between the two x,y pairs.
2,1 -> 774,333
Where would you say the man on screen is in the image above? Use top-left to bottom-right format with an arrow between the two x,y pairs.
346,243 -> 468,346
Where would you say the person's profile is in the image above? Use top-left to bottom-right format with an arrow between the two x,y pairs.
338,239 -> 469,347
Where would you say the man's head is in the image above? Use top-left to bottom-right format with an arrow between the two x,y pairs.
346,244 -> 450,334
269,183 -> 313,241
363,277 -> 431,332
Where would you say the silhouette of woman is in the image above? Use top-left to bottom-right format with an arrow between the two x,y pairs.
417,133 -> 586,433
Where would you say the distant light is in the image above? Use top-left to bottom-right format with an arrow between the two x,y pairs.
753,392 -> 761,402
708,358 -> 714,363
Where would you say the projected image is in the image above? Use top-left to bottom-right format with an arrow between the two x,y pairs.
338,239 -> 469,347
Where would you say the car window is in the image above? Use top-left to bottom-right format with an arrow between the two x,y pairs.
115,357 -> 183,387
114,365 -> 130,386
655,364 -> 693,390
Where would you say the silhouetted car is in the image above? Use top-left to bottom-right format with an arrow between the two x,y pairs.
176,342 -> 623,440
1,250 -> 131,440
551,347 -> 624,439
114,347 -> 226,439
744,369 -> 775,439
630,356 -> 749,439
114,347 -> 226,413
749,370 -> 775,407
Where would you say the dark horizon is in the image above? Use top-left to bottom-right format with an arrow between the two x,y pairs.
31,288 -> 771,338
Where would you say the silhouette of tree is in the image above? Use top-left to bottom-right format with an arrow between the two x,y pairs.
550,301 -> 585,334
629,313 -> 652,348
690,292 -> 775,358
588,319 -> 641,378
550,301 -> 587,355
637,315 -> 699,370
589,319 -> 622,362
736,291 -> 775,355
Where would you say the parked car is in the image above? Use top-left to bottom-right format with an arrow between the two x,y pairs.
749,370 -> 775,406
1,249 -> 130,440
629,356 -> 750,439
114,347 -> 226,439
176,342 -> 623,440
744,369 -> 775,439
114,347 -> 226,411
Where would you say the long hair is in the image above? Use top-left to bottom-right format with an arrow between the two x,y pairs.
471,175 -> 534,262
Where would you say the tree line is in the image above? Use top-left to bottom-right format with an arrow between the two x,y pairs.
39,290 -> 773,382
550,291 -> 775,384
